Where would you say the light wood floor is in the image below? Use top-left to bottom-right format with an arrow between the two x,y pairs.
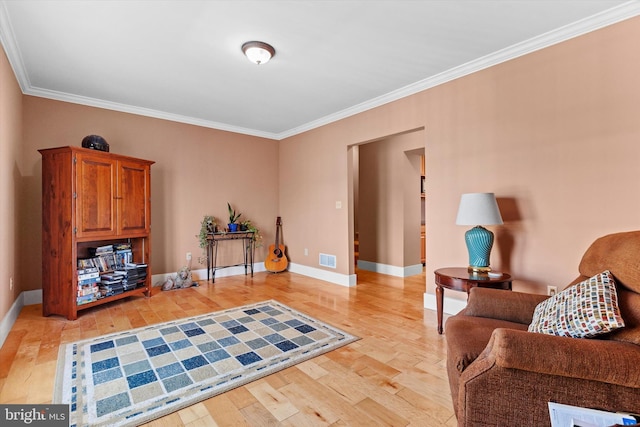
0,269 -> 456,426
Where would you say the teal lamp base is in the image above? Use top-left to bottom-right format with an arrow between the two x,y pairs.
464,226 -> 494,273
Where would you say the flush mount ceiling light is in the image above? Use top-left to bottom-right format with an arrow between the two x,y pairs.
241,41 -> 275,65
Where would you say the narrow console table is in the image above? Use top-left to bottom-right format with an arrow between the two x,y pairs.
434,267 -> 512,334
206,231 -> 255,283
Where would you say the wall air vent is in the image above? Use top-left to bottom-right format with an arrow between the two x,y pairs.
319,253 -> 337,269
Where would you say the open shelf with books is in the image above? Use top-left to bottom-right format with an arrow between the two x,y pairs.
40,146 -> 154,320
75,239 -> 150,309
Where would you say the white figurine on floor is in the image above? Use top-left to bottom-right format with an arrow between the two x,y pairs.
162,259 -> 196,290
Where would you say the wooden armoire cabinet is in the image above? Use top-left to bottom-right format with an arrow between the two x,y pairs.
39,146 -> 154,320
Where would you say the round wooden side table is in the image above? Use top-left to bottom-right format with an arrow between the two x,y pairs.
434,267 -> 512,334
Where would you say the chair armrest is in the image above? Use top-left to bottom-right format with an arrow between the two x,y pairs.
461,287 -> 548,325
481,328 -> 640,388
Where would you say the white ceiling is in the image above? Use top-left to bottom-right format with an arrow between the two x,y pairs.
1,1 -> 639,140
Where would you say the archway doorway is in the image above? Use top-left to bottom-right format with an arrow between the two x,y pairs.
348,128 -> 425,280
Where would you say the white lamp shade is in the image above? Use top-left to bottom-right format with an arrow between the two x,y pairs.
456,193 -> 503,226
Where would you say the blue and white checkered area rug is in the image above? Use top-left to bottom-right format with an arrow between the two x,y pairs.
53,300 -> 359,427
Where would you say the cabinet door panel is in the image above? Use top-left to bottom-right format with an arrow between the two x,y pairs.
118,160 -> 150,235
76,154 -> 116,238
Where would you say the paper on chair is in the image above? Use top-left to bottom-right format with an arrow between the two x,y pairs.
549,402 -> 638,427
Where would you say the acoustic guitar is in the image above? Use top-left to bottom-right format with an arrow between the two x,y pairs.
265,216 -> 288,273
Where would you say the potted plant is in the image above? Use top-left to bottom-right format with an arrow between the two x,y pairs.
196,215 -> 216,264
240,219 -> 263,247
227,202 -> 241,232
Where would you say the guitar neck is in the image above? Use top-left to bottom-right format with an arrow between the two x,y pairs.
274,217 -> 282,247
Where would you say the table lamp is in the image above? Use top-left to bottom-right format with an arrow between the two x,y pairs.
455,193 -> 503,273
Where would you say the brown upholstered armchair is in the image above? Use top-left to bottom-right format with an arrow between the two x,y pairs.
445,230 -> 640,426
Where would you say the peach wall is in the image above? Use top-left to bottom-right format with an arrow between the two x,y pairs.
425,16 -> 640,297
0,43 -> 23,321
21,97 -> 279,291
280,17 -> 640,304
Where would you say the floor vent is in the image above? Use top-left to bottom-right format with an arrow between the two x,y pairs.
319,253 -> 337,268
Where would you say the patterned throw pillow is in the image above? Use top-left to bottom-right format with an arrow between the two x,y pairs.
528,270 -> 625,338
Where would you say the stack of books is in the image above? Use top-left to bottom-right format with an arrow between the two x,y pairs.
114,242 -> 133,269
131,263 -> 148,286
114,263 -> 148,290
89,244 -> 117,272
98,272 -> 124,297
76,265 -> 100,305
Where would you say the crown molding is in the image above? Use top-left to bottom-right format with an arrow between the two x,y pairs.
277,1 -> 640,140
2,1 -> 639,141
24,86 -> 281,140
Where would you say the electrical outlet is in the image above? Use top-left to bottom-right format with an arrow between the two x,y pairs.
547,285 -> 557,296
9,277 -> 13,291
304,248 -> 308,256
186,252 -> 192,261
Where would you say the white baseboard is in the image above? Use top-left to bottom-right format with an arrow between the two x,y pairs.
23,289 -> 43,305
288,262 -> 356,287
0,289 -> 42,349
184,261 -> 355,287
357,260 -> 423,277
423,292 -> 467,315
151,263 -> 267,287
